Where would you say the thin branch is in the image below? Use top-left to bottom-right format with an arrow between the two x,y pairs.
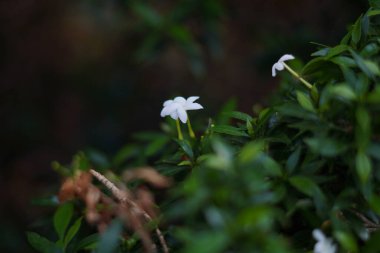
89,169 -> 169,253
351,209 -> 380,232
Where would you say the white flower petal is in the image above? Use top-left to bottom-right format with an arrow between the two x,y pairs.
275,62 -> 285,71
313,229 -> 325,241
185,102 -> 203,110
174,96 -> 186,105
186,96 -> 199,103
278,54 -> 295,63
161,103 -> 178,117
177,107 -> 188,123
312,229 -> 336,253
160,107 -> 168,117
170,111 -> 178,120
272,64 -> 277,77
163,100 -> 173,107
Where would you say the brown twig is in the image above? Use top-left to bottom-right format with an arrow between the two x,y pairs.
351,209 -> 380,232
89,169 -> 170,253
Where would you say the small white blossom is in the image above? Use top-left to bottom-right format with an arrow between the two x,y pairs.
313,229 -> 337,253
160,96 -> 203,123
272,54 -> 295,77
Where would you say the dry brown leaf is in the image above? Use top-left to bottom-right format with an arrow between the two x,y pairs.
122,167 -> 172,188
136,186 -> 158,218
58,178 -> 75,202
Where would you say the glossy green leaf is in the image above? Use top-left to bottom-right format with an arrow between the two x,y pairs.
324,44 -> 350,59
74,233 -> 99,252
286,146 -> 302,174
26,232 -> 61,253
367,86 -> 380,103
305,137 -> 347,157
63,217 -> 82,247
352,15 -> 362,45
145,136 -> 169,156
356,106 -> 371,150
334,230 -> 358,252
367,10 -> 380,16
296,91 -> 316,112
356,151 -> 372,183
176,139 -> 194,160
53,202 -> 73,241
329,84 -> 357,101
212,125 -> 249,137
363,231 -> 380,252
351,50 -> 379,78
289,176 -> 322,198
239,141 -> 265,164
223,111 -> 253,121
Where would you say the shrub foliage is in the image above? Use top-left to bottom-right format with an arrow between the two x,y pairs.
28,3 -> 380,253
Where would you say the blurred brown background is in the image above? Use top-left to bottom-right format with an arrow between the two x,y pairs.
0,0 -> 367,252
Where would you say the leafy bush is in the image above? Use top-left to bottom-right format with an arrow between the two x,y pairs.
28,2 -> 380,253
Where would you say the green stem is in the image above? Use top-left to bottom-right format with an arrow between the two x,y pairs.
176,119 -> 183,140
187,118 -> 196,139
283,63 -> 313,90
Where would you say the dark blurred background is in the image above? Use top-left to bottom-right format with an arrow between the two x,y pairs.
0,0 -> 368,252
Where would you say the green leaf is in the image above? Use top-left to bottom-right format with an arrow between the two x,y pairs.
223,111 -> 253,121
296,91 -> 316,112
305,137 -> 347,157
368,10 -> 380,17
369,0 -> 380,8
239,141 -> 265,164
334,230 -> 358,252
361,43 -> 379,57
311,85 -> 319,103
53,202 -> 73,241
368,144 -> 380,160
329,84 -> 357,101
112,144 -> 138,167
286,146 -> 302,174
275,103 -> 318,120
330,56 -> 356,67
181,230 -> 229,253
96,219 -> 123,253
356,151 -> 372,183
63,217 -> 82,247
73,233 -> 99,252
367,86 -> 380,103
350,49 -> 379,78
289,176 -> 321,197
324,44 -> 350,59
212,125 -> 249,137
363,231 -> 380,252
369,195 -> 380,216
26,232 -> 61,253
206,139 -> 233,170
356,106 -> 371,150
130,2 -> 162,27
351,15 -> 362,45
260,155 -> 282,177
145,136 -> 169,156
175,139 -> 194,160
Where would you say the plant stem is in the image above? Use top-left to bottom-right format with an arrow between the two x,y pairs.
187,118 -> 196,139
176,119 -> 183,140
283,63 -> 313,90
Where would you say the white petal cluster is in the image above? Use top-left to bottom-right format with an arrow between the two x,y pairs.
272,54 -> 295,77
160,96 -> 203,123
313,229 -> 337,253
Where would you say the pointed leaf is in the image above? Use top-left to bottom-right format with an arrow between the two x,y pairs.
54,202 -> 73,240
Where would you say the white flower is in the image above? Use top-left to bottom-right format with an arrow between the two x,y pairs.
160,96 -> 203,123
272,54 -> 295,77
313,229 -> 337,253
